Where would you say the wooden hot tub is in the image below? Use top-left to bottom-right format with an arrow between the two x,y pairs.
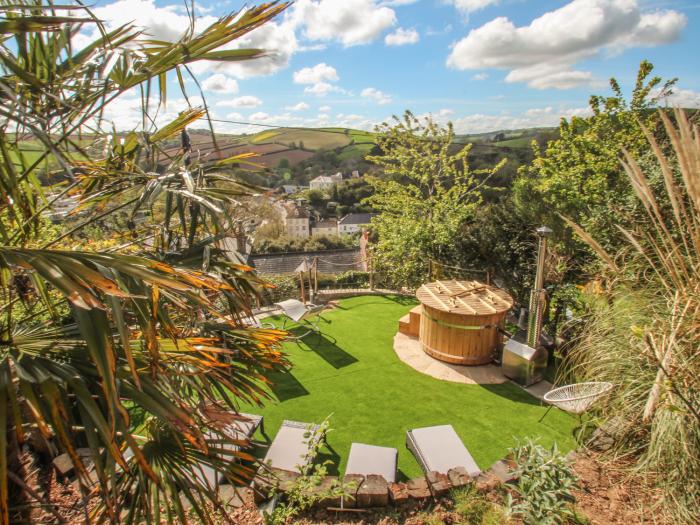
416,280 -> 514,366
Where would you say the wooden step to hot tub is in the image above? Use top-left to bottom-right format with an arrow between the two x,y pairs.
398,305 -> 422,337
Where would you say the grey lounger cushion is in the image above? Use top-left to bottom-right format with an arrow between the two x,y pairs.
197,413 -> 263,487
406,424 -> 480,477
262,420 -> 321,474
345,443 -> 398,483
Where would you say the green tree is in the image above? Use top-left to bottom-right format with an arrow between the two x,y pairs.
514,60 -> 676,258
365,111 -> 504,287
0,2 -> 290,523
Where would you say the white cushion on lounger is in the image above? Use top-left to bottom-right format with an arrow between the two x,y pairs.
263,420 -> 319,474
345,443 -> 397,483
407,424 -> 480,476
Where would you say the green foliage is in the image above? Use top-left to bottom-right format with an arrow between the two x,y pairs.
451,485 -> 510,525
263,420 -> 353,525
507,439 -> 582,525
514,60 -> 676,261
565,110 -> 700,524
0,2 -> 291,524
366,111 -> 504,288
254,234 -> 356,254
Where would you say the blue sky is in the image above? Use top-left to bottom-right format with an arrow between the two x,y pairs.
89,0 -> 700,133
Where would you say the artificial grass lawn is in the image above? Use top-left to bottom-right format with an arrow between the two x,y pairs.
244,295 -> 576,480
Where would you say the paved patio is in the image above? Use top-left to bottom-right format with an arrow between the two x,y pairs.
393,331 -> 552,400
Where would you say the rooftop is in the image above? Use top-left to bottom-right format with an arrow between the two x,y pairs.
339,212 -> 375,225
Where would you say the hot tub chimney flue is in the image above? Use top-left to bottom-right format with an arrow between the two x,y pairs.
527,226 -> 552,348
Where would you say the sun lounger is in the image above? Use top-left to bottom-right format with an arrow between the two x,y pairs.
261,419 -> 323,474
345,443 -> 398,483
196,413 -> 263,487
406,424 -> 480,477
274,299 -> 325,339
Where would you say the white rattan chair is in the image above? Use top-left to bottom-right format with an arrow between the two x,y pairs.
539,381 -> 613,422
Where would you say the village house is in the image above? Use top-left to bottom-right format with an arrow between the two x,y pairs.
338,213 -> 375,235
311,219 -> 338,237
309,172 -> 343,191
282,204 -> 310,238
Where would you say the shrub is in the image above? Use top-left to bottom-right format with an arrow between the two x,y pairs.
507,439 -> 582,525
451,485 -> 510,524
564,110 -> 700,523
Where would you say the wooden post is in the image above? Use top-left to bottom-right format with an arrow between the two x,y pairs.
299,271 -> 306,303
314,257 -> 319,296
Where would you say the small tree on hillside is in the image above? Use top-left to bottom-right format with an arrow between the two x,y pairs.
365,111 -> 504,287
514,60 -> 676,260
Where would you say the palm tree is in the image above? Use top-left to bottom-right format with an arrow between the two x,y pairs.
0,1 -> 290,523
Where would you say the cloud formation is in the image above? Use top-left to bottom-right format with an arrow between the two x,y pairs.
362,87 -> 392,105
286,102 -> 311,111
293,0 -> 396,47
293,63 -> 340,84
385,27 -> 419,46
201,74 -> 239,94
447,0 -> 686,89
448,0 -> 499,14
217,96 -> 263,108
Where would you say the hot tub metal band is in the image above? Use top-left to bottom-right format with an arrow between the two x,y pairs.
421,311 -> 497,331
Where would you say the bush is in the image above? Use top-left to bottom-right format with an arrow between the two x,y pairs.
335,270 -> 369,288
507,439 -> 583,525
451,485 -> 510,524
260,275 -> 298,305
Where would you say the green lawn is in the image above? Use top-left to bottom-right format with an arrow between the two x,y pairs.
244,295 -> 576,480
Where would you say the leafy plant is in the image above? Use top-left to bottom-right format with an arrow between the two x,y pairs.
514,60 -> 676,264
506,439 -> 582,525
0,1 -> 292,523
451,484 -> 510,525
365,111 -> 504,288
564,109 -> 700,524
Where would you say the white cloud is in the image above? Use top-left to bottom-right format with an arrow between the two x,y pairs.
286,102 -> 311,111
653,87 -> 700,108
292,0 -> 396,47
201,74 -> 239,94
201,18 -> 299,79
448,106 -> 592,133
217,96 -> 263,108
472,73 -> 488,81
97,92 -> 205,131
362,87 -> 392,105
385,27 -> 419,46
293,63 -> 339,84
225,111 -> 244,121
77,1 -> 298,79
249,111 -> 271,121
447,0 -> 687,90
304,82 -> 346,96
448,0 -> 500,13
319,105 -> 332,112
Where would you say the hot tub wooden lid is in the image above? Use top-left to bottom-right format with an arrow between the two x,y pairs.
416,280 -> 513,315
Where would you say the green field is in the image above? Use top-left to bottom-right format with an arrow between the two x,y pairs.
492,137 -> 532,148
250,128 -> 352,150
244,295 -> 576,480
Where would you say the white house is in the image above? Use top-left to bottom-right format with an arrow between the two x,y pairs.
338,213 -> 374,235
309,172 -> 343,192
283,205 -> 310,238
311,219 -> 338,237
